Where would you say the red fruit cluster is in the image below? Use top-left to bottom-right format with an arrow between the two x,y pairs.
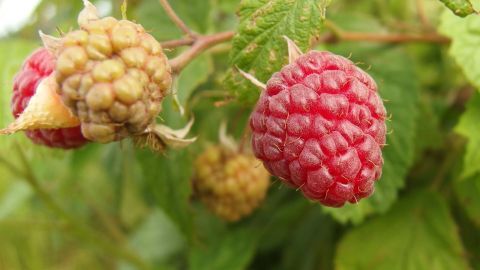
250,51 -> 387,207
11,48 -> 88,149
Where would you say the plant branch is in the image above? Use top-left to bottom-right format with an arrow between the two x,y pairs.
163,20 -> 449,74
415,0 -> 432,29
169,31 -> 235,73
430,135 -> 464,191
320,31 -> 450,44
158,0 -> 196,37
161,37 -> 195,49
321,20 -> 450,44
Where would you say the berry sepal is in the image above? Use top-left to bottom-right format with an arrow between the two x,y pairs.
133,119 -> 197,152
284,36 -> 303,64
237,36 -> 302,91
1,74 -> 80,134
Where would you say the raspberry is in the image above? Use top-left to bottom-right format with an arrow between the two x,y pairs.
250,50 -> 387,207
193,145 -> 270,222
11,48 -> 88,149
53,3 -> 172,143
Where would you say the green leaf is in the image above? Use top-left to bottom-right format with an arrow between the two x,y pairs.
128,208 -> 185,262
455,173 -> 480,227
439,10 -> 480,89
189,224 -> 258,270
453,191 -> 480,270
279,210 -> 336,270
0,182 -> 32,220
455,93 -> 480,179
216,0 -> 241,14
136,149 -> 193,239
324,45 -> 419,223
413,96 -> 444,159
336,190 -> 470,270
176,54 -> 214,107
225,0 -> 327,104
316,14 -> 419,223
254,190 -> 311,253
439,0 -> 476,17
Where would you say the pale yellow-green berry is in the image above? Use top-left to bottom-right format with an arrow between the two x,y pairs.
55,16 -> 172,143
193,145 -> 270,222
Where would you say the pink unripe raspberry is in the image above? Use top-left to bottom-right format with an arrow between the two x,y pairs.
11,48 -> 88,149
250,51 -> 387,207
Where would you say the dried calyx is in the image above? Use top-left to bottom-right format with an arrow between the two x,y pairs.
1,75 -> 80,134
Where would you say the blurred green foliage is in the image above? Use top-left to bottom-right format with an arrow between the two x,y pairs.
0,0 -> 479,269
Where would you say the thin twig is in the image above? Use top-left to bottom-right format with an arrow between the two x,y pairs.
415,0 -> 432,29
321,20 -> 450,45
87,199 -> 127,244
0,155 -> 23,176
430,135 -> 464,191
158,0 -> 196,37
323,32 -> 450,44
162,19 -> 450,74
169,31 -> 235,73
188,90 -> 234,110
0,219 -> 68,230
161,37 -> 195,49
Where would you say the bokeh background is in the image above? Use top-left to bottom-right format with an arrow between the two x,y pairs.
0,0 -> 479,269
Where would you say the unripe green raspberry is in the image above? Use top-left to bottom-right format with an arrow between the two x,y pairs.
55,10 -> 172,143
193,145 -> 270,222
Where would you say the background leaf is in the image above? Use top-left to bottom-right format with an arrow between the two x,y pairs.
136,148 -> 194,239
323,14 -> 419,223
225,0 -> 326,104
455,173 -> 480,227
189,211 -> 259,270
455,92 -> 480,179
439,0 -> 476,17
176,54 -> 214,107
128,208 -> 185,262
439,9 -> 480,89
336,190 -> 470,270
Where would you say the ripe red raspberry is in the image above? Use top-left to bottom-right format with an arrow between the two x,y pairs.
11,48 -> 88,149
250,51 -> 387,207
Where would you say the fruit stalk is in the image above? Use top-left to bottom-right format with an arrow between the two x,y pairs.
158,0 -> 197,37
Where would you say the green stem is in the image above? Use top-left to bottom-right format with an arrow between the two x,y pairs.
430,135 -> 465,191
